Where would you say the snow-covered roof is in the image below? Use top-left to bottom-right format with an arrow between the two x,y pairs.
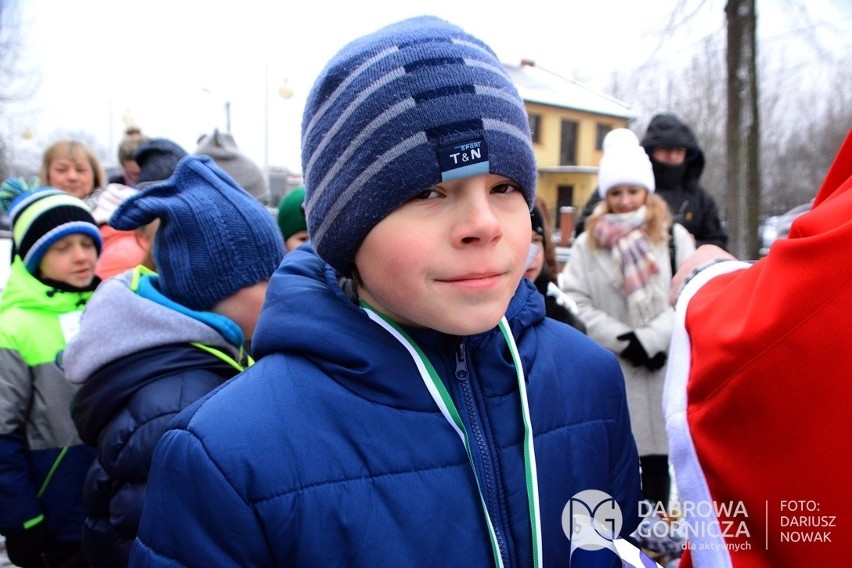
505,62 -> 638,120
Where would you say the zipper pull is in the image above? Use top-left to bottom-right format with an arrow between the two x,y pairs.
455,343 -> 469,381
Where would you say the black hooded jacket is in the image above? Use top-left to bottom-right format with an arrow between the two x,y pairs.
576,114 -> 728,250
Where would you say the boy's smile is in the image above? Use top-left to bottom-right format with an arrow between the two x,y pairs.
436,271 -> 504,291
354,173 -> 531,336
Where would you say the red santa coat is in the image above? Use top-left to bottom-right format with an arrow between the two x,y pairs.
665,129 -> 852,567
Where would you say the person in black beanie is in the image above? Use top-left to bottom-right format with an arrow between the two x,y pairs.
524,203 -> 586,333
575,114 -> 728,250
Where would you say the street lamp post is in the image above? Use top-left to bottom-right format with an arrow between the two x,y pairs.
201,88 -> 231,132
263,65 -> 294,182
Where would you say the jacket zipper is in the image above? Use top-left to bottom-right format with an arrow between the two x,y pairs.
454,342 -> 510,565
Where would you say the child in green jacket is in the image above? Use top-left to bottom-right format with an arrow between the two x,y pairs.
0,181 -> 102,567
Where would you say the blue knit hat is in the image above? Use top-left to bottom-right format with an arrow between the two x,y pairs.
109,155 -> 284,311
0,180 -> 102,275
302,15 -> 536,275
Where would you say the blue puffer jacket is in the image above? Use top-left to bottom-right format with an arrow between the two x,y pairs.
131,248 -> 641,567
61,268 -> 253,567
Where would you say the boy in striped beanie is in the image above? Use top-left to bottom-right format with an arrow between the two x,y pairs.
2,181 -> 102,286
133,16 -> 642,567
0,182 -> 101,567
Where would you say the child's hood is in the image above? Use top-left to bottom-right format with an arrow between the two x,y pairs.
61,269 -> 234,385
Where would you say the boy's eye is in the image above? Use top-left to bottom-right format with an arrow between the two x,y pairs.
412,188 -> 442,200
492,182 -> 519,194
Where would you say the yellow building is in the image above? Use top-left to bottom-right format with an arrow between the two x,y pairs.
505,60 -> 637,245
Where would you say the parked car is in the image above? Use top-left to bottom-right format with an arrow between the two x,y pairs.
759,201 -> 812,255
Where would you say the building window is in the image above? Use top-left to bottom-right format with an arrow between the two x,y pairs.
596,123 -> 612,150
560,120 -> 578,165
528,114 -> 541,143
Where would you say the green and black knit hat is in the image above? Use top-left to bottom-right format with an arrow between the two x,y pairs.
0,178 -> 102,274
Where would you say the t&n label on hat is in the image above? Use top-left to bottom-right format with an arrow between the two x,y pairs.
439,138 -> 489,182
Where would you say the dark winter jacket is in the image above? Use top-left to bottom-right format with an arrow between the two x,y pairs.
61,267 -> 252,567
0,259 -> 95,547
130,247 -> 641,567
576,114 -> 728,249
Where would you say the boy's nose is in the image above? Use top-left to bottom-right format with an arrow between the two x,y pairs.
457,195 -> 501,244
71,244 -> 89,260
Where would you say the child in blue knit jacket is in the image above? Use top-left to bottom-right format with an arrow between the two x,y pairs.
131,16 -> 642,567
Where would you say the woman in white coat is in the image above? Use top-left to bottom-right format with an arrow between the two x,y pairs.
561,128 -> 695,508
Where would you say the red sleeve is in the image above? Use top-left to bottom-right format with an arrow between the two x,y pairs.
680,128 -> 852,565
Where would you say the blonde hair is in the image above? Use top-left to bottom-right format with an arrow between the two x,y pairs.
40,139 -> 106,195
585,192 -> 672,249
117,127 -> 150,163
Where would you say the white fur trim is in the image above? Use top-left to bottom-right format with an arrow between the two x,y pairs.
664,260 -> 748,566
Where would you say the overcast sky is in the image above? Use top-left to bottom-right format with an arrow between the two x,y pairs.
6,0 -> 851,174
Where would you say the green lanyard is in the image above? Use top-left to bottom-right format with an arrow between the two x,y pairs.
361,303 -> 542,568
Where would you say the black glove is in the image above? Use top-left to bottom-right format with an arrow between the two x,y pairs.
5,521 -> 50,568
617,331 -> 650,367
645,351 -> 668,371
44,542 -> 85,568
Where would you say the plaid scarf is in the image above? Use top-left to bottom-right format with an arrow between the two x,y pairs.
594,207 -> 666,326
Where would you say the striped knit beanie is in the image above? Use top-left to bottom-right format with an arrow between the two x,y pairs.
110,155 -> 284,311
302,15 -> 536,275
0,179 -> 102,274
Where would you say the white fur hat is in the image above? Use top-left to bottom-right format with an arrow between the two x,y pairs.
597,128 -> 655,198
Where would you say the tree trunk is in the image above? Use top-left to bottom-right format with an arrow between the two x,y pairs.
726,0 -> 761,259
